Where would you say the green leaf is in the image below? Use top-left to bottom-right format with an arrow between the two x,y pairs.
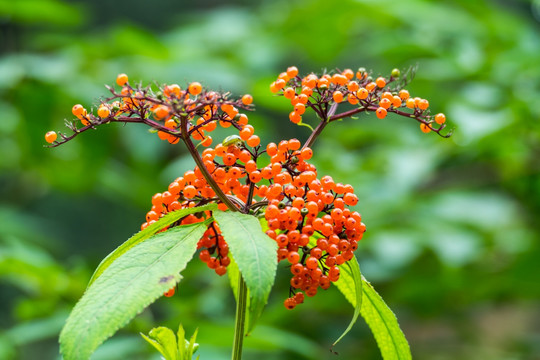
177,325 -> 186,360
186,327 -> 199,359
336,273 -> 411,360
141,326 -> 178,360
213,210 -> 277,334
227,254 -> 240,301
332,256 -> 362,347
88,203 -> 216,286
59,222 -> 208,360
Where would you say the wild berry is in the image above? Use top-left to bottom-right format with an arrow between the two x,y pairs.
45,131 -> 57,143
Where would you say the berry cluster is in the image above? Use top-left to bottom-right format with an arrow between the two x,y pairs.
141,130 -> 365,307
261,142 -> 365,309
270,66 -> 449,136
46,67 -> 448,308
45,73 -> 255,147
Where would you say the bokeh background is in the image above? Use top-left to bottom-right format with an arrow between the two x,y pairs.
1,0 -> 540,359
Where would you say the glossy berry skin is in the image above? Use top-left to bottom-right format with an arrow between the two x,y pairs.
116,73 -> 128,86
45,131 -> 57,143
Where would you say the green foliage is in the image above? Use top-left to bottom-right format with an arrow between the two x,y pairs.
2,0 -> 540,359
213,211 -> 278,334
141,324 -> 200,360
59,222 -> 208,360
336,269 -> 411,360
331,257 -> 363,348
360,278 -> 411,360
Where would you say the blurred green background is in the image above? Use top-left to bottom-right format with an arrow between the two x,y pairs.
1,0 -> 540,359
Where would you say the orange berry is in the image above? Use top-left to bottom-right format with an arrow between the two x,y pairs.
165,119 -> 177,129
392,96 -> 402,108
301,147 -> 313,160
376,107 -> 387,119
237,114 -> 249,126
399,90 -> 410,100
420,123 -> 431,133
294,103 -> 306,115
283,87 -> 296,99
266,142 -> 278,156
249,171 -> 262,183
286,66 -> 299,78
168,135 -> 180,144
406,98 -> 416,108
306,256 -> 318,270
97,105 -> 110,118
342,68 -> 354,80
163,287 -> 175,297
356,88 -> 368,100
317,77 -> 330,88
418,99 -> 429,110
347,93 -> 359,105
284,297 -> 296,310
215,266 -> 227,276
379,98 -> 391,109
366,82 -> 376,92
72,104 -> 84,117
375,77 -> 386,88
246,135 -> 260,147
157,131 -> 168,141
435,113 -> 446,124
332,74 -> 348,86
153,105 -> 169,120
116,73 -> 128,86
343,193 -> 358,206
288,138 -> 301,150
275,79 -> 286,90
184,185 -> 198,198
241,94 -> 253,105
45,131 -> 57,143
239,125 -> 254,140
347,81 -> 359,92
188,82 -> 202,95
278,72 -> 290,82
333,91 -> 344,103
201,136 -> 213,147
297,93 -> 309,104
164,84 -> 181,98
289,111 -> 301,124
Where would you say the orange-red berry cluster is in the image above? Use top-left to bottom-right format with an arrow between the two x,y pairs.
270,66 -> 446,135
261,144 -> 365,309
142,128 -> 365,307
47,72 -> 380,307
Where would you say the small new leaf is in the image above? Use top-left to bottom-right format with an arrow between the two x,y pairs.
141,327 -> 178,360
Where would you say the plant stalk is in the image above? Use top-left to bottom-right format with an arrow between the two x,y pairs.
231,275 -> 248,360
180,117 -> 239,212
302,102 -> 338,150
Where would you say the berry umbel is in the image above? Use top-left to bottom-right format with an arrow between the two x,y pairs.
46,67 -> 450,310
